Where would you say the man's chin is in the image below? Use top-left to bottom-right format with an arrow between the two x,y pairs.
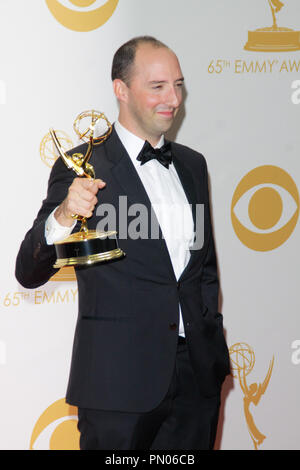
155,119 -> 174,135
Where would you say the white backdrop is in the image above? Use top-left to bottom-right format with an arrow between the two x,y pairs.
0,0 -> 299,450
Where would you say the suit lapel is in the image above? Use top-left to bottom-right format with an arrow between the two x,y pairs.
170,143 -> 197,226
170,143 -> 200,281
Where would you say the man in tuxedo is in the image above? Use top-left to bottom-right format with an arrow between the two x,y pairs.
15,36 -> 230,450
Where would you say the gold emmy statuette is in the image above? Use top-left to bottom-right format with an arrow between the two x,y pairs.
230,343 -> 274,450
49,111 -> 125,269
244,0 -> 300,52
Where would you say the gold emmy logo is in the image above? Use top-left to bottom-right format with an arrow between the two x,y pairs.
231,165 -> 299,251
30,398 -> 80,450
229,343 -> 274,450
45,0 -> 119,32
245,0 -> 300,51
40,129 -> 73,169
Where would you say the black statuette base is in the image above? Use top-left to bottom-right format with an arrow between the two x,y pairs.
53,230 -> 125,269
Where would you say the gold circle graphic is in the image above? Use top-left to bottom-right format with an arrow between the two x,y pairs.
45,0 -> 119,32
248,187 -> 283,230
30,398 -> 80,450
49,419 -> 79,450
231,165 -> 299,251
69,0 -> 96,6
50,266 -> 77,282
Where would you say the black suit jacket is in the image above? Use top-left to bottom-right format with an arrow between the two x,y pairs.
15,127 -> 230,412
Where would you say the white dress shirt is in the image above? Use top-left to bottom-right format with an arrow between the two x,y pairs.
45,121 -> 194,336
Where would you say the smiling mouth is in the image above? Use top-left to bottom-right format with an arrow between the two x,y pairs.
156,110 -> 174,118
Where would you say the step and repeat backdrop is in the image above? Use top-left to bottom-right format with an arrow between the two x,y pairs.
0,0 -> 299,450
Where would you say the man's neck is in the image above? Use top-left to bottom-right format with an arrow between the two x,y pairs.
117,117 -> 162,147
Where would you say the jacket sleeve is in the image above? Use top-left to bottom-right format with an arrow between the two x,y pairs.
15,158 -> 76,289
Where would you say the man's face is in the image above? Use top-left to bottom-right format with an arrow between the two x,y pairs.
123,44 -> 184,144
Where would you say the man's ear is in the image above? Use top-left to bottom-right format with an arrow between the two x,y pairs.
113,79 -> 129,104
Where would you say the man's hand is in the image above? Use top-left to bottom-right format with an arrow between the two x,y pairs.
54,178 -> 106,227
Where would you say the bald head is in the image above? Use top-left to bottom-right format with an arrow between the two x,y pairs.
111,36 -> 170,86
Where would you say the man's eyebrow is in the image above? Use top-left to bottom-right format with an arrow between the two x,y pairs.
148,77 -> 185,84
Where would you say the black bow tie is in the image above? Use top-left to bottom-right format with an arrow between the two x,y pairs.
137,141 -> 172,169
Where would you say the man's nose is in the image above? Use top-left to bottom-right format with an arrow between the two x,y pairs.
165,86 -> 182,108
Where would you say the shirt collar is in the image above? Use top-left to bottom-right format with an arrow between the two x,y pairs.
114,120 -> 165,164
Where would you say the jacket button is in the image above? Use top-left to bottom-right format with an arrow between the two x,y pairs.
169,323 -> 177,331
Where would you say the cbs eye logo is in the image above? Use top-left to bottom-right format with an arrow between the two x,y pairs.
231,165 -> 299,251
30,398 -> 80,450
45,0 -> 119,32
